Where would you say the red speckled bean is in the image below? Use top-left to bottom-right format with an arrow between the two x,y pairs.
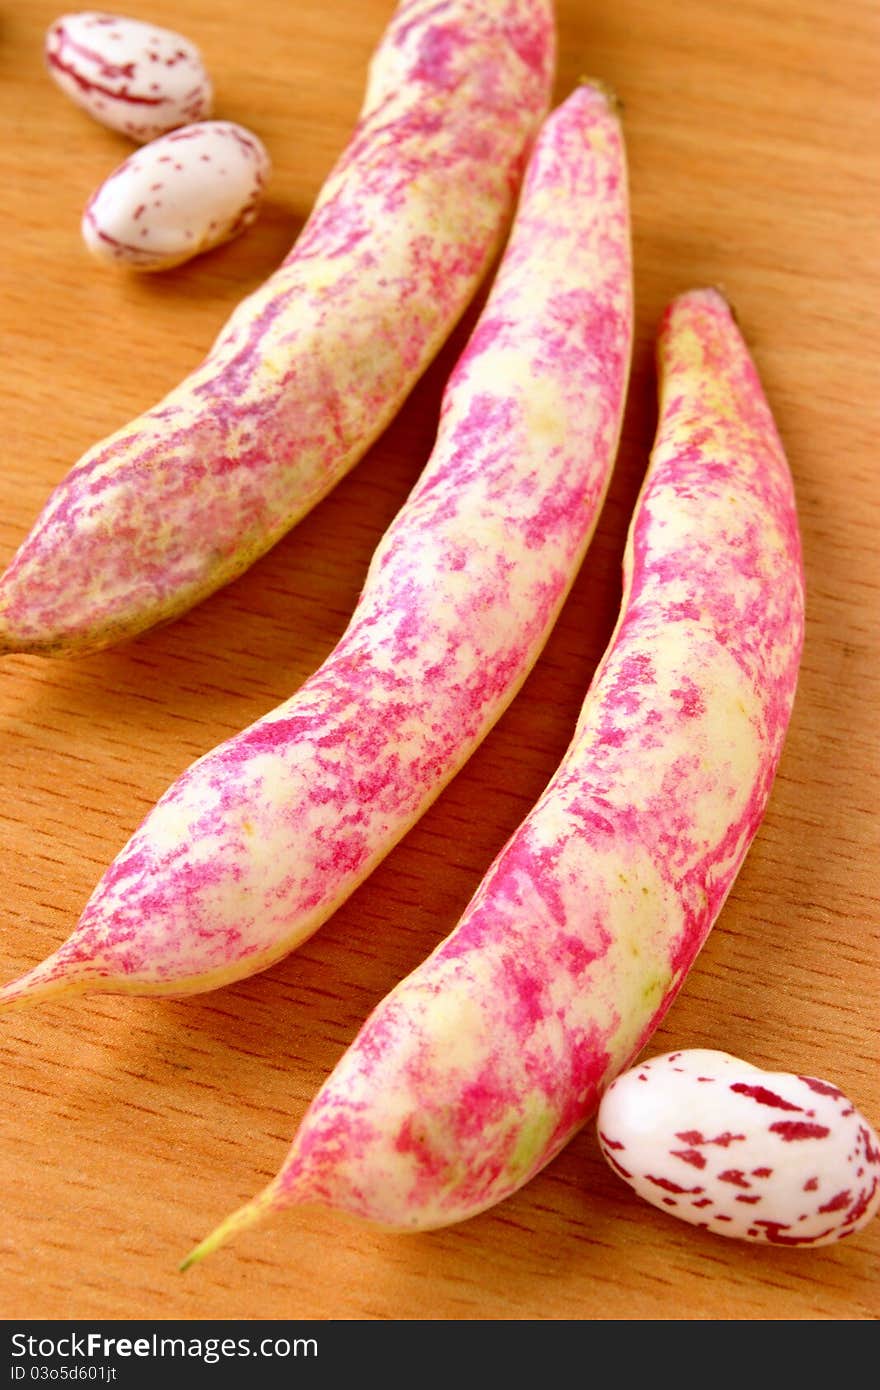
179,287 -> 804,1261
1,0 -> 555,655
597,1050 -> 880,1247
45,11 -> 213,141
82,121 -> 271,271
0,84 -> 633,1014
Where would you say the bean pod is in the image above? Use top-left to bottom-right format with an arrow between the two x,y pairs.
0,83 -> 632,1012
597,1050 -> 880,1247
45,11 -> 213,141
82,121 -> 271,271
1,0 -> 555,655
180,287 -> 804,1261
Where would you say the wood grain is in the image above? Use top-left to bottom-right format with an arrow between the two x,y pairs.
1,0 -> 877,1321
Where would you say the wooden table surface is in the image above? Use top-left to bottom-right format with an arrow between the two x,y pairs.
1,0 -> 877,1322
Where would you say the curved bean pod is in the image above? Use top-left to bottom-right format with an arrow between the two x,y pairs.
0,83 -> 633,1010
0,0 -> 555,655
181,287 -> 804,1261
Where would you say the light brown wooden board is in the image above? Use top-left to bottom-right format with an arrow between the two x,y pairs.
1,0 -> 877,1321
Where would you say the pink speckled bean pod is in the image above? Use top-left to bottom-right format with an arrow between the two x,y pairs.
597,1050 -> 880,1247
179,287 -> 804,1263
0,0 -> 555,656
0,84 -> 633,1011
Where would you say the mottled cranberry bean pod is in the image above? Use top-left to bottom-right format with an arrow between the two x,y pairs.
0,83 -> 633,1012
179,288 -> 804,1260
1,0 -> 555,655
597,1050 -> 880,1246
45,12 -> 213,141
83,121 -> 271,271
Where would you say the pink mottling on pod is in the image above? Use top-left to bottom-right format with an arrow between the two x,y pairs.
2,0 -> 556,656
82,121 -> 271,271
598,1051 -> 880,1247
45,11 -> 212,141
179,285 -> 804,1261
0,81 -> 631,1021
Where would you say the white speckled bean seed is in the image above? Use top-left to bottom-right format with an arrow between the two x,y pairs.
82,121 -> 271,271
597,1049 -> 880,1247
45,11 -> 212,142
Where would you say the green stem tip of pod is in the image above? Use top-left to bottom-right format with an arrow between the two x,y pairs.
578,76 -> 623,114
179,1184 -> 279,1273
